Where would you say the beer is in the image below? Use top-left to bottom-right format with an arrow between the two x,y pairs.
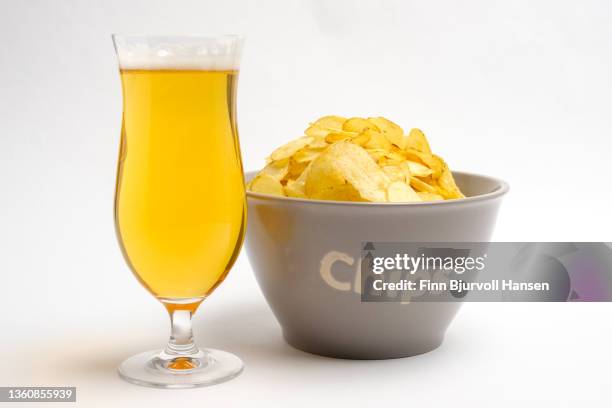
115,69 -> 246,300
113,35 -> 246,388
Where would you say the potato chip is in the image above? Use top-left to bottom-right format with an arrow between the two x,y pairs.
293,147 -> 324,163
260,158 -> 290,180
250,173 -> 285,196
306,142 -> 388,202
325,130 -> 357,143
417,192 -> 444,201
409,176 -> 438,193
343,117 -> 379,133
406,160 -> 433,178
249,115 -> 465,202
307,135 -> 329,149
278,161 -> 311,197
304,125 -> 330,138
364,129 -> 393,151
404,149 -> 443,178
368,117 -> 405,149
381,165 -> 405,182
377,156 -> 403,167
309,183 -> 364,202
385,148 -> 406,163
296,160 -> 313,182
287,159 -> 308,179
437,163 -> 464,199
284,179 -> 307,198
405,128 -> 431,153
365,148 -> 387,162
269,136 -> 313,162
350,131 -> 371,146
387,181 -> 422,202
399,161 -> 412,181
312,115 -> 346,130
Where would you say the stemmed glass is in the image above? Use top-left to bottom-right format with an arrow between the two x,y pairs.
112,35 -> 246,388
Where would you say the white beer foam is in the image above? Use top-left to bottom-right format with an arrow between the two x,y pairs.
117,53 -> 241,70
114,36 -> 243,70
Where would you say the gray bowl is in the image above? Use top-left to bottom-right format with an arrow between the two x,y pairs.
245,171 -> 508,359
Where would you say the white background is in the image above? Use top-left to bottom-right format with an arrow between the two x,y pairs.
1,0 -> 611,406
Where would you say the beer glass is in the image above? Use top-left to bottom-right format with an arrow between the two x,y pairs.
112,35 -> 246,388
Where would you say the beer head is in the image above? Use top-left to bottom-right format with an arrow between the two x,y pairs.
112,34 -> 244,70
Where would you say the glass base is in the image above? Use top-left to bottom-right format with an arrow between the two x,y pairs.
118,348 -> 243,389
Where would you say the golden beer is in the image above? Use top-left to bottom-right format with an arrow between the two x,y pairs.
115,69 -> 246,300
113,35 -> 246,388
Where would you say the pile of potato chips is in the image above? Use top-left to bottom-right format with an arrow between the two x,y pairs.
246,116 -> 464,202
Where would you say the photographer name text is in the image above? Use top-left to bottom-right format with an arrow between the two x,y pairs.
373,279 -> 550,293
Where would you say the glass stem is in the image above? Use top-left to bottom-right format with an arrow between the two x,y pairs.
165,309 -> 200,357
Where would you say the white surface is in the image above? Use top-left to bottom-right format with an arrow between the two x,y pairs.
1,0 -> 611,406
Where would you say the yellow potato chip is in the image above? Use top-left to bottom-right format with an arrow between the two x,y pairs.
260,158 -> 290,180
312,115 -> 346,130
294,160 -> 313,184
417,192 -> 444,201
306,142 -> 388,202
325,130 -> 357,143
368,117 -> 405,149
381,165 -> 405,182
385,149 -> 406,162
365,148 -> 387,162
343,117 -> 379,133
406,160 -> 433,178
437,164 -> 464,199
249,115 -> 465,202
269,136 -> 313,162
307,135 -> 329,149
404,149 -> 443,178
304,125 -> 330,138
292,147 -> 324,163
409,176 -> 438,193
287,159 -> 308,179
386,181 -> 422,202
377,156 -> 402,167
350,131 -> 371,146
399,161 -> 412,180
250,173 -> 285,196
405,128 -> 432,153
309,183 -> 364,202
284,179 -> 307,198
364,129 -> 393,150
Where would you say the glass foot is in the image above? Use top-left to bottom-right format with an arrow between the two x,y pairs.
118,348 -> 243,389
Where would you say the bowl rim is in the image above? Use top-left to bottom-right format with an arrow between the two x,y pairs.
245,170 -> 509,208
